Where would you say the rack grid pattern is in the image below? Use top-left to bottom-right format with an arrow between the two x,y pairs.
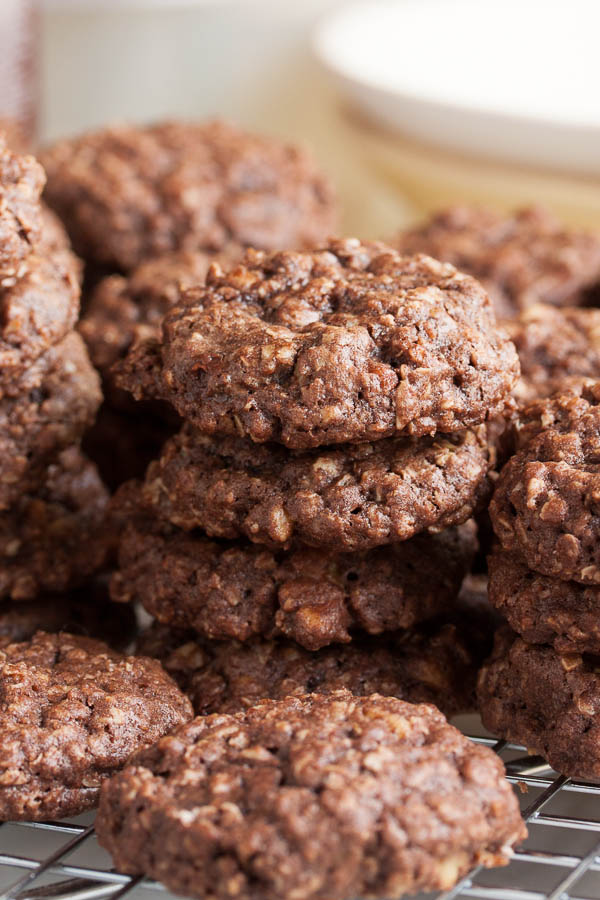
1,731 -> 600,900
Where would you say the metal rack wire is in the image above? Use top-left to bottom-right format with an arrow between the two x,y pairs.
1,727 -> 600,900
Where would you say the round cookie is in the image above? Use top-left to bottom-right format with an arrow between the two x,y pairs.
41,120 -> 337,272
137,598 -> 494,718
139,422 -> 492,551
478,628 -> 600,780
0,219 -> 81,382
0,630 -> 192,820
0,448 -> 110,601
0,136 -> 44,278
96,691 -> 526,900
81,246 -> 243,402
488,548 -> 600,654
121,240 -> 519,448
0,581 -> 137,650
505,305 -> 600,407
112,485 -> 476,648
395,206 -> 600,319
0,331 -> 101,510
490,382 -> 600,584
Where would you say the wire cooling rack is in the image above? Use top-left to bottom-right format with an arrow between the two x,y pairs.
1,715 -> 600,900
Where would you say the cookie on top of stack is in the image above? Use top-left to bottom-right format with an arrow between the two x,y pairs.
0,135 -> 111,604
110,236 -> 519,716
41,120 -> 339,487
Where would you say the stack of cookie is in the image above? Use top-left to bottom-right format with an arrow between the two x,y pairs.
479,381 -> 600,781
109,237 -> 520,717
40,120 -> 338,487
0,136 -> 113,611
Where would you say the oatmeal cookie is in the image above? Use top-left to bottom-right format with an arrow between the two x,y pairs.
112,484 -> 476,648
0,448 -> 110,601
490,382 -> 600,584
479,628 -> 600,780
0,630 -> 192,820
0,332 -> 101,510
395,207 -> 600,318
41,120 -> 337,271
119,240 -> 518,448
488,548 -> 600,654
140,422 -> 493,550
96,691 -> 525,900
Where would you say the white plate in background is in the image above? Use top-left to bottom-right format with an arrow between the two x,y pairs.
314,0 -> 600,175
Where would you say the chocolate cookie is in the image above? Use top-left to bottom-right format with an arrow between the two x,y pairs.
0,630 -> 192,820
41,120 -> 337,272
395,206 -> 600,318
478,628 -> 600,780
140,422 -> 492,551
0,332 -> 101,510
111,484 -> 476,648
0,223 -> 81,382
0,136 -> 44,278
490,382 -> 600,584
488,547 -> 600,654
505,305 -> 600,407
137,597 -> 494,717
96,691 -> 525,900
0,582 -> 137,649
120,240 -> 519,448
0,448 -> 110,601
81,247 -> 243,398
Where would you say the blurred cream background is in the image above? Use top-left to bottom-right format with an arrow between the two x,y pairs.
40,0 -> 600,235
40,0 -> 411,237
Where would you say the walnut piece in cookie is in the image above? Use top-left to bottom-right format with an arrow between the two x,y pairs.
0,630 -> 192,821
119,240 -> 519,448
395,207 -> 600,319
490,382 -> 600,584
41,120 -> 338,271
478,628 -> 600,780
139,422 -> 493,551
111,483 -> 476,648
96,691 -> 526,900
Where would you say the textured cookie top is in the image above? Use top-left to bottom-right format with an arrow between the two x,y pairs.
140,423 -> 492,550
112,483 -> 476,648
96,691 -> 525,900
0,210 -> 81,381
490,382 -> 600,584
506,305 -> 600,407
137,597 -> 494,717
478,628 -> 600,781
80,246 -> 243,403
0,136 -> 45,278
122,239 -> 519,448
0,448 -> 110,601
0,331 -> 101,510
41,120 -> 337,271
395,206 -> 600,318
488,547 -> 600,655
0,630 -> 192,820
